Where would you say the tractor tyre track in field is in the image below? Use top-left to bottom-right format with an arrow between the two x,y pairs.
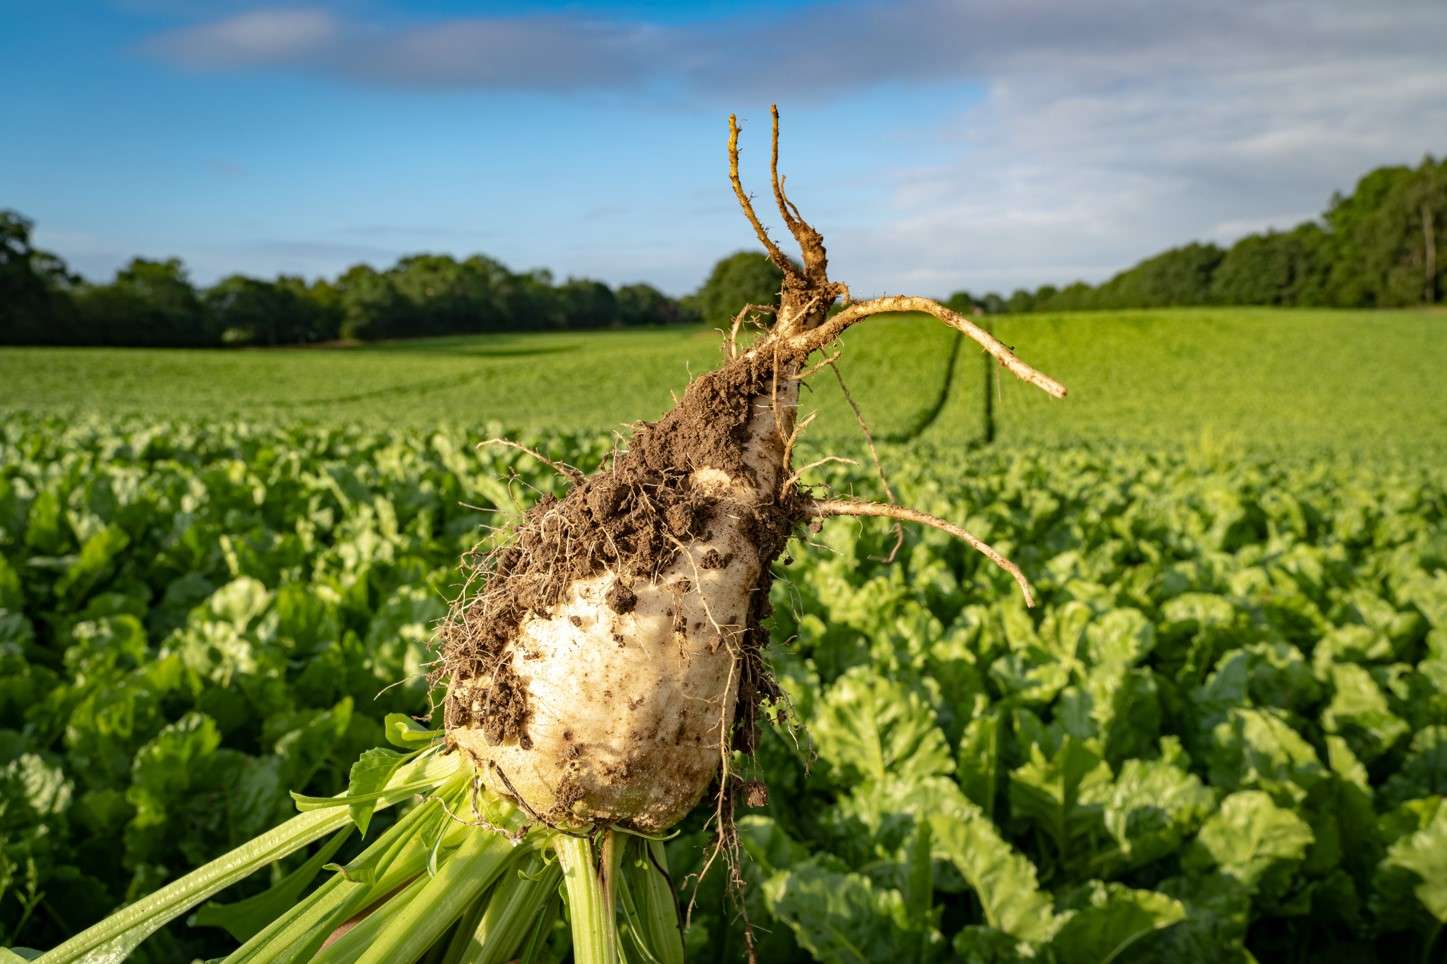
882,330 -> 964,443
258,370 -> 486,410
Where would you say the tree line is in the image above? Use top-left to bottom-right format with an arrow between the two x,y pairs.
0,218 -> 795,347
948,155 -> 1444,315
0,226 -> 755,347
2,155 -> 1441,347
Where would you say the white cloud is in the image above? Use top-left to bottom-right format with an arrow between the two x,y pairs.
811,1 -> 1447,294
147,8 -> 339,68
354,17 -> 659,90
135,0 -> 1447,295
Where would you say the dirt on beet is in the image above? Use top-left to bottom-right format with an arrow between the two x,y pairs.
437,343 -> 807,758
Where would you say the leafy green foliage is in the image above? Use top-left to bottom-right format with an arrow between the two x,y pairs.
0,417 -> 516,957
0,209 -> 74,347
72,258 -> 216,348
731,438 -> 1446,962
685,250 -> 785,329
2,401 -> 1445,960
1091,242 -> 1225,309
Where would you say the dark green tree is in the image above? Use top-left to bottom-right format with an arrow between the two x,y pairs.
1329,156 -> 1446,306
1,209 -> 76,344
207,275 -> 289,346
1049,282 -> 1096,311
205,274 -> 338,346
616,283 -> 691,327
691,251 -> 785,328
1095,242 -> 1224,308
555,278 -> 619,330
336,264 -> 409,341
498,268 -> 564,331
276,275 -> 342,343
460,255 -> 521,332
943,290 -> 977,315
1211,224 -> 1331,307
73,258 -> 213,346
1324,165 -> 1414,306
390,254 -> 504,335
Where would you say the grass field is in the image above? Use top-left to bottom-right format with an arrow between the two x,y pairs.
4,307 -> 1443,457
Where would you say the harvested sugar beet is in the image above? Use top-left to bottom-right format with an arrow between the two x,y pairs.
437,107 -> 1067,839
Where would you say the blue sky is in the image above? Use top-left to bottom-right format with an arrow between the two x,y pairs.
5,1 -> 1445,297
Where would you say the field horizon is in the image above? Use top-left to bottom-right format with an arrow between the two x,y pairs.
4,306 -> 1443,460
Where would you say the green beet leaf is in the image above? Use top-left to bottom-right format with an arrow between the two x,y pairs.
1377,801 -> 1447,924
1184,790 -> 1313,897
813,667 -> 953,788
761,858 -> 935,964
1049,881 -> 1186,964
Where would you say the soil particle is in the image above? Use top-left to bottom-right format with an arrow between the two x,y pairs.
665,501 -> 709,539
586,477 -> 627,520
480,662 -> 532,750
443,692 -> 467,731
700,548 -> 727,569
555,776 -> 585,812
605,581 -> 637,614
743,780 -> 769,808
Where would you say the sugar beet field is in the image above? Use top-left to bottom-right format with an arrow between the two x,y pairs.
2,306 -> 1446,962
5,307 -> 1445,454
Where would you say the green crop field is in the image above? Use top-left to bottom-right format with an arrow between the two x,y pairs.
2,306 -> 1446,962
4,307 -> 1444,456
0,316 -> 952,443
953,307 -> 1447,455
